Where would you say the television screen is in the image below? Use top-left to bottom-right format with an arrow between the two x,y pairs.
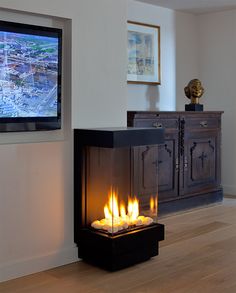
0,20 -> 62,132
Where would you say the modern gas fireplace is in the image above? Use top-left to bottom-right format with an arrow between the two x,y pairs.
74,127 -> 165,271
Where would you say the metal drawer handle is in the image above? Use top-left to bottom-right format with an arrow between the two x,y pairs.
153,122 -> 163,128
200,121 -> 208,128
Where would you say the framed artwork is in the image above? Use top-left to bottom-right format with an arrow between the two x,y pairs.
127,21 -> 161,85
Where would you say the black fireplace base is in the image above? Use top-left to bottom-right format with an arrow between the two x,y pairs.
78,223 -> 165,271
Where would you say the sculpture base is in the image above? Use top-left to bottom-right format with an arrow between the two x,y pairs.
185,104 -> 203,111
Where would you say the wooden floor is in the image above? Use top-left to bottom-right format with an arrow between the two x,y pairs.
1,197 -> 236,293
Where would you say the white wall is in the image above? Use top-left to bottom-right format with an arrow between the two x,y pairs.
175,11 -> 199,110
0,0 -> 127,282
198,10 -> 236,194
127,0 -> 176,111
127,1 -> 198,112
74,1 -> 127,128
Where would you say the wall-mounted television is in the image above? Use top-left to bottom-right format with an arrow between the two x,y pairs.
0,20 -> 62,132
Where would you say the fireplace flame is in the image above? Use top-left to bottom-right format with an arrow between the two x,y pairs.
128,197 -> 139,222
91,189 -> 156,233
104,204 -> 112,220
150,196 -> 158,214
120,202 -> 126,219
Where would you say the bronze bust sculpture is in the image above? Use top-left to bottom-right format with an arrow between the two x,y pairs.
185,79 -> 204,111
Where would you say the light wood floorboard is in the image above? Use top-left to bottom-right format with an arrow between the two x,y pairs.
1,198 -> 236,293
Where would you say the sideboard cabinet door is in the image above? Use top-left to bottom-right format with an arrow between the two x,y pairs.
132,145 -> 159,198
128,113 -> 179,201
180,115 -> 221,195
158,131 -> 179,201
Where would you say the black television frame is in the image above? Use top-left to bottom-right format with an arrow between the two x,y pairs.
0,20 -> 62,132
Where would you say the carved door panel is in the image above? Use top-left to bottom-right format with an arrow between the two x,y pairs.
182,130 -> 220,195
158,131 -> 179,201
132,145 -> 159,198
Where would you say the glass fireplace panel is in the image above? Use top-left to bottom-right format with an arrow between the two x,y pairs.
84,146 -> 158,236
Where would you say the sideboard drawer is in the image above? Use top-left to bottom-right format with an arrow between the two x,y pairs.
133,118 -> 178,129
184,117 -> 220,130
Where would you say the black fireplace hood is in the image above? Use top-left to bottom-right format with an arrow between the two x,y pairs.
74,127 -> 164,148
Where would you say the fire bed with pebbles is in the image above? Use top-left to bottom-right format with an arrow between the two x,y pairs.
91,192 -> 154,234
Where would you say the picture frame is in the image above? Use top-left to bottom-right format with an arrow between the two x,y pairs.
127,21 -> 161,85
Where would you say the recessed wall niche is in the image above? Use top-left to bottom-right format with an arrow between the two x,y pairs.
0,8 -> 72,144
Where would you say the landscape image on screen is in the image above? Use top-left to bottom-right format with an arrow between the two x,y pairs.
0,31 -> 59,118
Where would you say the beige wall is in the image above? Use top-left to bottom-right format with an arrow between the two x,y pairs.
198,10 -> 236,195
175,11 -> 199,110
127,0 -> 199,112
127,0 -> 176,111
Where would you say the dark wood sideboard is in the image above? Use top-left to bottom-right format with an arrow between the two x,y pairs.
128,111 -> 223,215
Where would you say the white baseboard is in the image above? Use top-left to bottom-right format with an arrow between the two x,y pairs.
223,184 -> 236,196
0,245 -> 78,283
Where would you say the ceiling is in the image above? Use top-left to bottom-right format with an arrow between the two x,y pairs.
135,0 -> 236,14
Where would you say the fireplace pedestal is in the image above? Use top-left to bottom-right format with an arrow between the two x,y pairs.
74,128 -> 165,270
79,223 -> 164,271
